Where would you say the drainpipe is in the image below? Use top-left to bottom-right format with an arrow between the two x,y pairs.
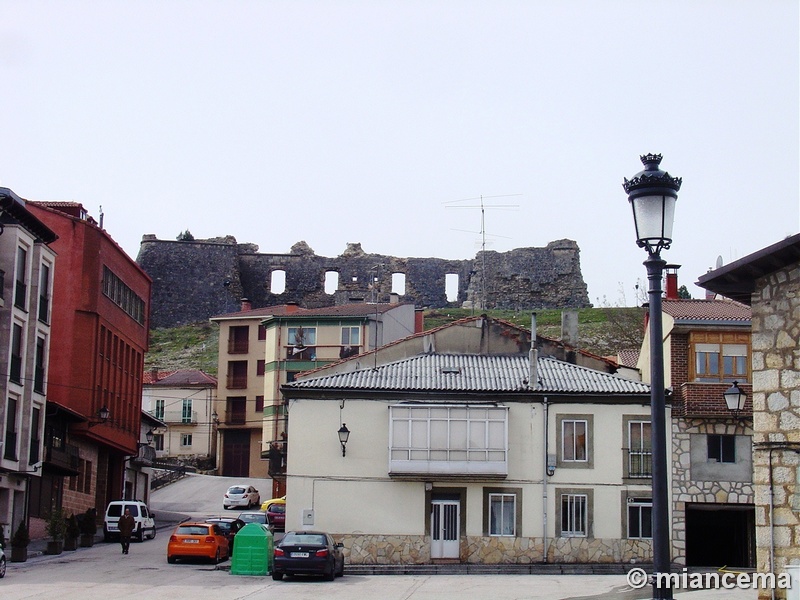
542,395 -> 549,564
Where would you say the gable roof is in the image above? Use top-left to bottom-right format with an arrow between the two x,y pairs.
210,302 -> 409,321
144,369 -> 217,386
661,298 -> 751,324
283,353 -> 649,395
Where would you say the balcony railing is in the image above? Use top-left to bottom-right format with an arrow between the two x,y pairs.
626,449 -> 652,478
161,410 -> 199,425
45,441 -> 81,473
286,346 -> 317,361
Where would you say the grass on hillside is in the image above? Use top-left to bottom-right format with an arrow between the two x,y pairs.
143,307 -> 645,375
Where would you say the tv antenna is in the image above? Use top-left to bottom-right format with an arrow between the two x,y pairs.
445,194 -> 520,310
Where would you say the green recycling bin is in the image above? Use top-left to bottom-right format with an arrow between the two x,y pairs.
230,523 -> 273,576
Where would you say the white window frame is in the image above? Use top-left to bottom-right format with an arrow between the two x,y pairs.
627,497 -> 653,539
181,433 -> 192,447
288,326 -> 316,346
488,493 -> 516,536
389,404 -> 508,476
562,419 -> 588,463
341,326 -> 360,346
561,493 -> 587,537
181,398 -> 193,424
154,399 -> 165,420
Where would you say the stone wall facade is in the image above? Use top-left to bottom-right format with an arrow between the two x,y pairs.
136,236 -> 591,328
751,264 -> 800,600
671,418 -> 755,566
337,533 -> 652,565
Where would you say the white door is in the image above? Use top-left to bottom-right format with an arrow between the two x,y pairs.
431,500 -> 460,559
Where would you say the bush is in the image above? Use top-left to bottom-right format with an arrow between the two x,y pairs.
46,508 -> 67,541
79,507 -> 98,535
11,520 -> 30,547
65,514 -> 80,539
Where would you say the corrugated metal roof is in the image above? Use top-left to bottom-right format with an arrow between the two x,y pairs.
284,354 -> 650,395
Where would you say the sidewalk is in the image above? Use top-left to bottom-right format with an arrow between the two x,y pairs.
21,509 -> 188,561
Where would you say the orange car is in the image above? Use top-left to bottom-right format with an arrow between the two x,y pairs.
167,522 -> 230,564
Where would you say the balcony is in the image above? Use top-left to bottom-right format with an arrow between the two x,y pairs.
286,346 -> 316,361
45,440 -> 80,475
161,410 -> 199,425
131,444 -> 157,467
625,449 -> 652,478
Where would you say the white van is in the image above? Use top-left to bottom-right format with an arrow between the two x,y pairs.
103,500 -> 157,542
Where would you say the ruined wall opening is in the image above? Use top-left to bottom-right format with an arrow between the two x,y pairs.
325,271 -> 339,295
445,273 -> 459,303
270,269 -> 286,294
391,273 -> 406,296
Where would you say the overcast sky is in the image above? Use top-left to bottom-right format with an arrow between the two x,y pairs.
2,1 -> 797,307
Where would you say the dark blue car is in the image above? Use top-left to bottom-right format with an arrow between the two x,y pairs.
272,531 -> 344,581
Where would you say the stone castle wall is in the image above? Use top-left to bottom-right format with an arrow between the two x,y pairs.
136,236 -> 591,328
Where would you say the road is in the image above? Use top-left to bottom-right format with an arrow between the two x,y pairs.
0,474 -> 760,600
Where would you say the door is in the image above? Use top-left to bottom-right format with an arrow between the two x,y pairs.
222,430 -> 251,477
431,500 -> 460,559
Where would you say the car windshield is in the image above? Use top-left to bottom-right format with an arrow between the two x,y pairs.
282,533 -> 326,546
228,487 -> 247,494
268,504 -> 286,514
177,525 -> 211,536
238,513 -> 265,523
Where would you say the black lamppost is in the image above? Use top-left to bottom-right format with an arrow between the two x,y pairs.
337,423 -> 350,457
623,153 -> 682,599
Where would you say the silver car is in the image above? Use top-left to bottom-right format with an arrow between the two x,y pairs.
0,541 -> 6,578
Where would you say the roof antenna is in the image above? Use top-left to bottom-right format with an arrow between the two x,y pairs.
99,205 -> 104,229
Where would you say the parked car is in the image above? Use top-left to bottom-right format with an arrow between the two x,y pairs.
167,522 -> 229,564
205,517 -> 245,551
260,495 -> 286,511
265,499 -> 286,531
223,484 -> 261,510
0,540 -> 6,578
237,510 -> 268,526
272,530 -> 344,581
103,500 -> 157,542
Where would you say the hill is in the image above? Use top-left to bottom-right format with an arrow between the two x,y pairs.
144,307 -> 645,377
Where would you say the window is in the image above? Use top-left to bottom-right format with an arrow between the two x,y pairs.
34,336 -> 46,393
560,493 -> 587,537
14,246 -> 27,309
488,493 -> 516,536
227,397 -> 247,425
9,323 -> 23,384
389,404 -> 508,476
257,324 -> 267,340
101,266 -> 145,324
181,434 -> 193,447
4,397 -> 18,460
627,420 -> 652,478
181,399 -> 193,424
228,326 -> 249,354
690,332 -> 750,383
341,326 -> 360,346
153,433 -> 164,451
227,361 -> 248,389
708,434 -> 736,463
627,497 -> 653,539
288,326 -> 316,346
562,419 -> 588,462
38,263 -> 51,323
154,399 -> 165,420
29,406 -> 41,464
255,396 -> 264,412
257,360 -> 265,376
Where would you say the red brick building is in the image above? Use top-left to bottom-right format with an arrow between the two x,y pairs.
26,202 -> 151,519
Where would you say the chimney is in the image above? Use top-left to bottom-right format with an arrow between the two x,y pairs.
529,313 -> 538,390
150,367 -> 159,383
561,310 -> 579,347
240,298 -> 252,311
389,293 -> 399,304
414,308 -> 424,333
286,302 -> 299,314
665,264 -> 680,300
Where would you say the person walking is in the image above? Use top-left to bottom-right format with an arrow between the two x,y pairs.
118,508 -> 135,555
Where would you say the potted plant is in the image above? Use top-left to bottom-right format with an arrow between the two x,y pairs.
45,508 -> 66,555
64,513 -> 80,551
10,520 -> 29,562
79,507 -> 97,547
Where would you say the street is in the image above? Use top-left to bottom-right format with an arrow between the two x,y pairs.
0,474 -> 759,600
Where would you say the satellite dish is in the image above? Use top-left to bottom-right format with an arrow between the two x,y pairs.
715,255 -> 723,269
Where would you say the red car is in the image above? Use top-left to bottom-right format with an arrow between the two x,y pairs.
266,501 -> 286,531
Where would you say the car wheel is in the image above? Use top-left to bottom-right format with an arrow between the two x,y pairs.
150,527 -> 157,540
214,549 -> 221,564
271,571 -> 283,581
0,556 -> 6,578
168,556 -> 177,564
336,560 -> 344,577
324,564 -> 335,581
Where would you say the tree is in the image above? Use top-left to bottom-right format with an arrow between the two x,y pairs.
176,230 -> 195,241
678,285 -> 692,299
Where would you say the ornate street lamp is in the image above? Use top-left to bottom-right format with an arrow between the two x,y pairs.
337,423 -> 350,457
723,381 -> 747,419
624,153 -> 682,599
